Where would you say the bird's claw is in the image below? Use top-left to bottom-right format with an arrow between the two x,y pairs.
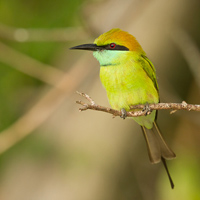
142,103 -> 152,116
120,108 -> 127,119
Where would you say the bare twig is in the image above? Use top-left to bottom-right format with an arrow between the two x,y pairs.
76,92 -> 148,117
130,101 -> 200,112
76,92 -> 200,118
76,91 -> 96,105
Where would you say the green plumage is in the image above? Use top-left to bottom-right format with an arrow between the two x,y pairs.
94,50 -> 159,129
71,28 -> 176,188
92,29 -> 175,167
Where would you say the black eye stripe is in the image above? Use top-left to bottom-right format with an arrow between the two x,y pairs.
101,44 -> 129,51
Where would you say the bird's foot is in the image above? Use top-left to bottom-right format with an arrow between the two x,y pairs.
142,103 -> 152,116
120,108 -> 127,119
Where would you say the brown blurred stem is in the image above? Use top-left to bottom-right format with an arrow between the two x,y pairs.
76,91 -> 200,117
0,23 -> 89,42
0,41 -> 64,86
0,55 -> 94,155
171,28 -> 200,88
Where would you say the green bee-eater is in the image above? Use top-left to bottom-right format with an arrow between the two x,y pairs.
71,28 -> 176,188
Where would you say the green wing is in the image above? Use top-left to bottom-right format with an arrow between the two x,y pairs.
141,55 -> 159,92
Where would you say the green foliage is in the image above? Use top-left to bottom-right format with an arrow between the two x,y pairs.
0,0 -> 83,27
0,0 -> 83,130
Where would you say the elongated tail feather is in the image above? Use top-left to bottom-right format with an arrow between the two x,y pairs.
141,121 -> 176,189
161,157 -> 175,189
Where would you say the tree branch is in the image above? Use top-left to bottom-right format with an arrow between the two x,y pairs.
0,24 -> 89,42
76,91 -> 200,118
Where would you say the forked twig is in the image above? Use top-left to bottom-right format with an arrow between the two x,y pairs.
76,91 -> 200,118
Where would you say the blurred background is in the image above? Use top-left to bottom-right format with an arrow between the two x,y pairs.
0,0 -> 200,199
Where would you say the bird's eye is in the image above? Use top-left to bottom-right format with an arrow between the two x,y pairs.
110,43 -> 116,49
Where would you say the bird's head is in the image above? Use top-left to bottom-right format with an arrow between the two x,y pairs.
70,28 -> 144,66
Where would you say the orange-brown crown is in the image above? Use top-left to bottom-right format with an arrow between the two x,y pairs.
94,28 -> 144,53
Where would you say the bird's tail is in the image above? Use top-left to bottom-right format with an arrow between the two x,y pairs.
141,121 -> 176,189
141,121 -> 176,164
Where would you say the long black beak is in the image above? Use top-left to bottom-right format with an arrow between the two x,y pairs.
70,44 -> 103,51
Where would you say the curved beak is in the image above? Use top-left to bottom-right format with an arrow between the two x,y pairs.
70,44 -> 103,51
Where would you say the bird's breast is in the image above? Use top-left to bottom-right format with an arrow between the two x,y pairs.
100,63 -> 159,111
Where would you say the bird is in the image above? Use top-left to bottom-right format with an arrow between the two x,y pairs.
70,28 -> 176,188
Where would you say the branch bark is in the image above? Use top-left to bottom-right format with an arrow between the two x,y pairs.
76,91 -> 200,118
